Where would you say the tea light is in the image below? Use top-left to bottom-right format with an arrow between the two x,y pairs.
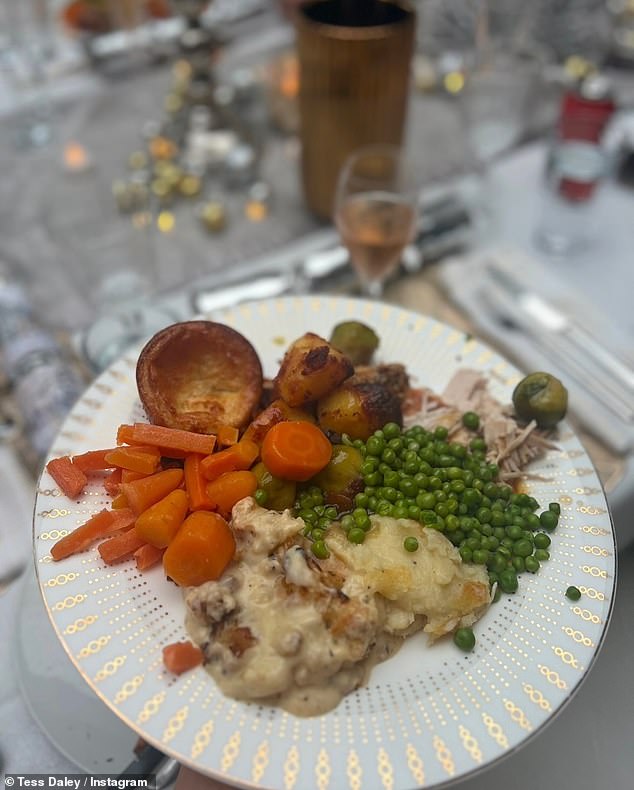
151,178 -> 174,205
244,181 -> 271,221
199,200 -> 227,232
112,179 -> 135,213
63,141 -> 91,173
164,92 -> 185,116
148,136 -> 178,161
157,210 -> 176,233
128,150 -> 149,171
179,173 -> 202,198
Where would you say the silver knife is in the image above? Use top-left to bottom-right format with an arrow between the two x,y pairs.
485,263 -> 634,393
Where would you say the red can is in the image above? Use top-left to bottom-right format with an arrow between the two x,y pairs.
558,74 -> 616,143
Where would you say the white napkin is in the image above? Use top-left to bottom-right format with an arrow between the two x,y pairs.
438,244 -> 634,455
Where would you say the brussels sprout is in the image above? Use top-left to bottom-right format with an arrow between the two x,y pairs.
252,462 -> 297,511
512,372 -> 568,429
329,321 -> 380,366
309,444 -> 364,509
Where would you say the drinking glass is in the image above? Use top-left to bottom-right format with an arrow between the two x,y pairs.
334,145 -> 417,299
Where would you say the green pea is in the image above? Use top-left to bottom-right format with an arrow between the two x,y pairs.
318,516 -> 331,529
404,536 -> 419,552
534,549 -> 550,562
513,539 -> 533,558
534,532 -> 551,549
340,514 -> 354,531
377,501 -> 393,517
353,508 -> 370,527
462,411 -> 480,430
540,510 -> 558,531
399,479 -> 418,498
324,506 -> 338,519
453,627 -> 476,652
566,585 -> 581,601
383,422 -> 401,439
392,504 -> 410,519
299,509 -> 318,525
469,437 -> 487,452
367,496 -> 378,511
311,540 -> 330,560
408,504 -> 422,521
254,488 -> 268,506
512,556 -> 526,573
435,502 -> 449,518
445,514 -> 460,532
525,513 -> 541,531
549,502 -> 561,515
499,569 -> 519,593
506,524 -> 523,541
417,492 -> 436,510
347,527 -> 366,544
476,507 -> 492,524
473,549 -> 489,565
311,528 -> 325,541
366,436 -> 385,456
434,425 -> 449,440
525,556 -> 540,573
489,553 -> 507,574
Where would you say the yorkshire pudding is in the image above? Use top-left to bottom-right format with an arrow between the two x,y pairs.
136,321 -> 263,434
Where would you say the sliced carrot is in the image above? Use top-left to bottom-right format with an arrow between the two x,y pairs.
51,508 -> 136,561
184,454 -> 214,511
217,425 -> 240,447
121,468 -> 149,484
103,467 -> 122,495
162,641 -> 203,675
111,492 -> 129,509
98,529 -> 146,565
134,489 -> 189,548
103,446 -> 161,475
116,424 -> 136,445
130,423 -> 216,455
120,468 -> 184,516
205,470 -> 258,518
200,440 -> 259,482
163,511 -> 235,586
72,449 -> 119,472
261,421 -> 332,482
134,543 -> 165,571
46,456 -> 88,499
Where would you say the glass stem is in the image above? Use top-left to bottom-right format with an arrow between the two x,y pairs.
362,279 -> 384,299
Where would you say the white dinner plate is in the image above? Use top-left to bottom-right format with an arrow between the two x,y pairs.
34,296 -> 616,789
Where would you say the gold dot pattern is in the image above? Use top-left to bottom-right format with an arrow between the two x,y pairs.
33,296 -> 616,790
346,749 -> 362,790
315,748 -> 331,790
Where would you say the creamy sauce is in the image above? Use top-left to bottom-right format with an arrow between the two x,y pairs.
185,498 -> 490,717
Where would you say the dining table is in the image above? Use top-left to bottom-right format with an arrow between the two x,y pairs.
1,3 -> 634,790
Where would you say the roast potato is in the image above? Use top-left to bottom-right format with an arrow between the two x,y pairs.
273,332 -> 353,407
242,398 -> 315,445
317,381 -> 402,441
136,320 -> 263,434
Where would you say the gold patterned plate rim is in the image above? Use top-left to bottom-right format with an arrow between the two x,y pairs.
33,296 -> 617,790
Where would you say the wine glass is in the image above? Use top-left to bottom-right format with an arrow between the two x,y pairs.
334,145 -> 417,299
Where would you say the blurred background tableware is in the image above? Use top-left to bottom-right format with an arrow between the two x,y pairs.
0,0 -> 56,149
295,0 -> 416,219
533,72 -> 616,257
334,144 -> 416,297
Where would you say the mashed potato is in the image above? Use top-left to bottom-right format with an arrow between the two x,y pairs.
185,499 -> 491,716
